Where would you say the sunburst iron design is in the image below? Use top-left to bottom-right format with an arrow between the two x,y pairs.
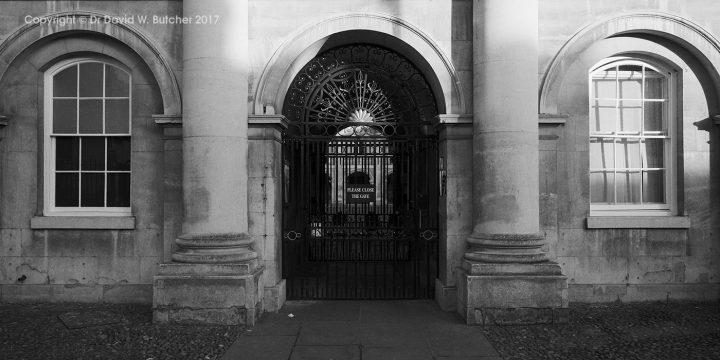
314,70 -> 395,124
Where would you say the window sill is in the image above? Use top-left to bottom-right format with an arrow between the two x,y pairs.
586,216 -> 690,229
30,216 -> 135,230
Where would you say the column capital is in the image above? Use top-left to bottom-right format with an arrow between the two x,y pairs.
0,115 -> 8,128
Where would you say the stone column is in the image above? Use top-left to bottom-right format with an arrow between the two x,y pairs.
153,0 -> 263,326
458,0 -> 567,325
174,0 -> 256,264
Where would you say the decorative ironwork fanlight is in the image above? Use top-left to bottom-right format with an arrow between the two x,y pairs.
283,44 -> 437,137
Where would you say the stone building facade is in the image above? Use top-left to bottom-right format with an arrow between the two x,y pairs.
0,0 -> 718,325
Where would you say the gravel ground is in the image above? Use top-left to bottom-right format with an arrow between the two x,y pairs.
1,301 -> 718,359
483,301 -> 720,360
0,303 -> 244,360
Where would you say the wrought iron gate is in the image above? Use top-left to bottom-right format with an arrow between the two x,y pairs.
281,44 -> 439,299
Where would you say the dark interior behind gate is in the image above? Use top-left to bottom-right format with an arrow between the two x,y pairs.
281,44 -> 439,299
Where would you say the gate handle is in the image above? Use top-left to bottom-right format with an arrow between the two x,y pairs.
285,231 -> 302,241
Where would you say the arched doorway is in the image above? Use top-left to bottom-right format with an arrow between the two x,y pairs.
282,44 -> 439,299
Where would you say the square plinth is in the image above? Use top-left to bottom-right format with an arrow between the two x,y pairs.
153,263 -> 264,325
457,260 -> 568,325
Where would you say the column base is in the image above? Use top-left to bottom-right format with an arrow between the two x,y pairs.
457,260 -> 568,325
153,263 -> 264,325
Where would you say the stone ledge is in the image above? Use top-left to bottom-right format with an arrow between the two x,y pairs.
30,216 -> 135,229
462,260 -> 565,276
586,216 -> 691,229
539,113 -> 568,125
158,262 -> 256,276
1,284 -> 152,303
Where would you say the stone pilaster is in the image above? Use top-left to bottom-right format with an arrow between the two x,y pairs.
434,114 -> 473,311
458,0 -> 567,325
248,115 -> 288,312
153,0 -> 263,325
153,114 -> 183,263
0,116 -> 6,229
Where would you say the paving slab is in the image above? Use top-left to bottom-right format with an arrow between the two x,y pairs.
296,320 -> 360,345
425,325 -> 500,357
361,346 -> 435,360
280,300 -> 362,321
290,345 -> 361,360
222,300 -> 500,360
357,322 -> 430,348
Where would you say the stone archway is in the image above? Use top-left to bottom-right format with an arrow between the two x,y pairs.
0,11 -> 181,117
253,12 -> 467,116
540,12 -> 720,115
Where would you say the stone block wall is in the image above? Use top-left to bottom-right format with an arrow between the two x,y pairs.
538,0 -> 720,302
0,1 -> 181,303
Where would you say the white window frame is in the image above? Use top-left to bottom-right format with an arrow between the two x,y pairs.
588,57 -> 677,217
43,58 -> 132,216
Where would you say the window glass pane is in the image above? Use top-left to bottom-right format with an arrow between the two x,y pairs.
79,62 -> 103,97
105,99 -> 130,134
55,173 -> 79,206
81,173 -> 105,207
618,100 -> 641,133
589,138 -> 614,170
644,69 -> 666,99
643,170 -> 665,203
592,71 -> 616,98
79,99 -> 103,134
618,64 -> 643,75
107,173 -> 130,207
619,74 -> 642,99
590,172 -> 613,203
107,137 -> 131,171
53,99 -> 77,134
615,170 -> 641,203
56,137 -> 79,171
81,137 -> 105,170
53,65 -> 77,97
644,139 -> 665,168
644,101 -> 665,132
105,65 -> 129,97
590,100 -> 616,133
616,139 -> 641,169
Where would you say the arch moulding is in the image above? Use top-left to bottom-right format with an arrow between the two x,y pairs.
0,11 -> 181,117
540,12 -> 720,115
254,12 -> 467,116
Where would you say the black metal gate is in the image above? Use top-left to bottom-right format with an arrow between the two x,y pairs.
281,44 -> 439,299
